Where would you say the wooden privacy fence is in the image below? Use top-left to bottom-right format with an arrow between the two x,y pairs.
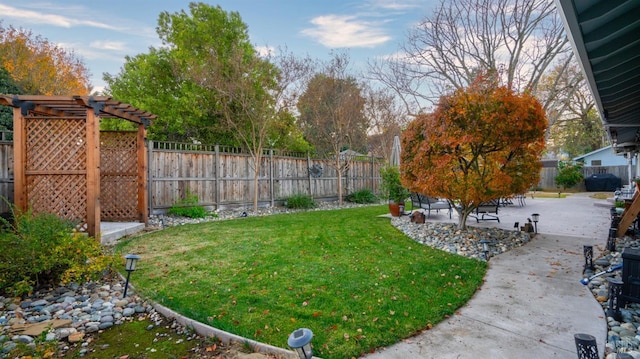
1,135 -> 630,215
148,141 -> 384,213
0,139 -> 385,215
539,165 -> 634,191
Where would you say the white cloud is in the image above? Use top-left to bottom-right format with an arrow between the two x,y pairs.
255,45 -> 275,58
301,15 -> 391,48
57,41 -> 126,63
0,3 -> 158,41
90,40 -> 128,52
366,0 -> 424,11
91,85 -> 106,95
0,4 -> 116,30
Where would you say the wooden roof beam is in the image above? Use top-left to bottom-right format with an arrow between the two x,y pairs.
10,96 -> 76,117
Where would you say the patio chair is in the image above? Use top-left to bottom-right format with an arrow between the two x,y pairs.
410,192 -> 452,219
471,199 -> 500,222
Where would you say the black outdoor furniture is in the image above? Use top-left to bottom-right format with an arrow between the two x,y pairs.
410,193 -> 452,218
471,199 -> 500,222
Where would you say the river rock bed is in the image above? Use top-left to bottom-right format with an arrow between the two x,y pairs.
584,236 -> 640,358
0,275 -> 169,357
390,214 -> 531,260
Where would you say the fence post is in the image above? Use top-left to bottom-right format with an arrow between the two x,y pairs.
147,140 -> 153,216
307,152 -> 313,199
215,144 -> 220,208
370,154 -> 375,192
344,160 -> 349,196
269,149 -> 274,207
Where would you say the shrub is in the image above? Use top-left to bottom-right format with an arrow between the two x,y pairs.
0,206 -> 116,297
168,190 -> 207,218
346,189 -> 378,204
379,165 -> 410,203
554,161 -> 583,197
285,194 -> 315,209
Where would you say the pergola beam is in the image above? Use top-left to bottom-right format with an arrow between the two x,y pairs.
0,95 -> 155,125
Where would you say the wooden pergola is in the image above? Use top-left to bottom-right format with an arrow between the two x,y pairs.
0,95 -> 156,239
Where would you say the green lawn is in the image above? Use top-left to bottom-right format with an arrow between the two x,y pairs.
117,205 -> 487,359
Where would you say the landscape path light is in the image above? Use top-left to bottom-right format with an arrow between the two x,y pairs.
123,254 -> 141,298
480,239 -> 491,261
288,327 -> 313,359
607,228 -> 617,252
531,213 -> 540,233
583,245 -> 594,272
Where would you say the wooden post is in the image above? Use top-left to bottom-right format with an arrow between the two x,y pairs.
214,144 -> 220,208
85,109 -> 100,239
12,107 -> 26,211
269,149 -> 274,207
307,152 -> 313,198
147,140 -> 153,216
370,154 -> 374,192
618,184 -> 640,237
137,124 -> 148,224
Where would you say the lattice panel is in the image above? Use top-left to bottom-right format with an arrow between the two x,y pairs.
100,131 -> 139,221
26,175 -> 88,231
24,117 -> 88,230
26,118 -> 86,171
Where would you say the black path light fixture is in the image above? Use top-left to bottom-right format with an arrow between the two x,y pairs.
287,328 -> 313,359
531,213 -> 540,233
123,254 -> 141,298
606,277 -> 623,322
480,239 -> 491,261
583,245 -> 594,272
607,228 -> 617,252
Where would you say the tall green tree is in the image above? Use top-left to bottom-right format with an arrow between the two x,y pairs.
297,53 -> 368,205
401,75 -> 547,229
187,40 -> 280,210
265,110 -> 311,153
103,48 -> 199,136
103,3 -> 252,144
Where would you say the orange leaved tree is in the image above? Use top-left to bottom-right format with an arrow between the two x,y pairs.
0,24 -> 91,96
401,76 -> 546,229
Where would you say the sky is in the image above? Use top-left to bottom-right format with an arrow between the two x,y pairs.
0,0 -> 436,93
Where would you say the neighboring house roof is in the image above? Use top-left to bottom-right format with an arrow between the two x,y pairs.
339,149 -> 366,159
573,145 -> 634,166
573,146 -> 613,162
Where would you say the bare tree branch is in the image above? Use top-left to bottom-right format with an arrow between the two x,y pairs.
368,0 -> 576,124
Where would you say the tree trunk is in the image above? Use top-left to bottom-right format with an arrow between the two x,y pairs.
456,208 -> 473,230
253,170 -> 259,211
252,152 -> 262,211
335,154 -> 343,206
336,168 -> 343,206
